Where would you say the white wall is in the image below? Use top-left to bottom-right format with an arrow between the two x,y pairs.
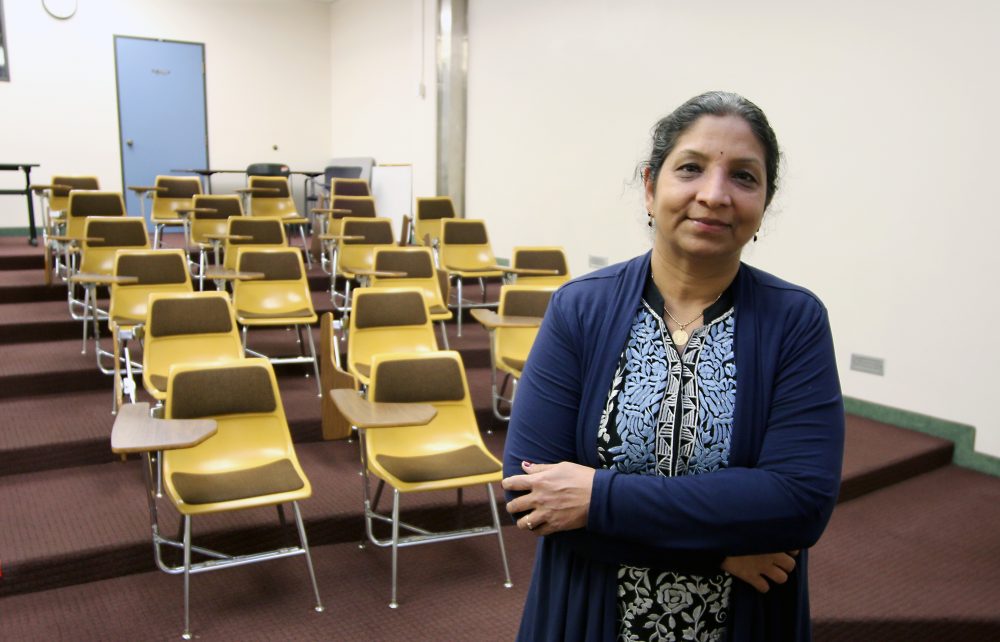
327,0 -> 437,201
0,0 -> 332,221
465,0 -> 1000,456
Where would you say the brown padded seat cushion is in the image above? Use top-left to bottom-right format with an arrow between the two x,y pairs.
504,289 -> 553,318
149,374 -> 168,392
332,181 -> 369,197
372,357 -> 465,403
230,219 -> 285,244
354,290 -> 427,328
417,199 -> 455,220
158,177 -> 201,198
169,365 -> 276,419
342,221 -> 394,245
238,251 -> 301,281
443,222 -> 488,245
88,220 -> 147,247
374,250 -> 434,278
514,250 -> 567,274
376,445 -> 499,483
117,253 -> 188,285
52,176 -> 99,196
149,297 -> 233,337
251,177 -> 291,198
194,196 -> 241,218
172,459 -> 303,505
237,308 -> 313,319
70,193 -> 124,217
331,197 -> 376,219
502,357 -> 526,372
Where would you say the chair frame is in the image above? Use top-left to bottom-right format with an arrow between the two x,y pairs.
333,350 -> 513,609
111,360 -> 323,639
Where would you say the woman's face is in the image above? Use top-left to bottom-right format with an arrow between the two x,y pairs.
645,114 -> 768,267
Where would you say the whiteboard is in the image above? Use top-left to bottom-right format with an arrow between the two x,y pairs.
371,164 -> 413,241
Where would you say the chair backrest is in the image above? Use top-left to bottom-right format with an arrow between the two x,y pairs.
189,195 -> 243,246
347,287 -> 438,381
246,163 -> 291,178
414,197 -> 456,246
438,219 -> 497,270
49,175 -> 100,212
327,195 -> 377,237
366,351 -> 484,461
247,176 -> 296,218
371,247 -> 448,314
512,246 -> 570,286
162,358 -> 309,506
495,285 -> 555,371
79,217 -> 150,275
143,291 -> 244,399
223,217 -> 286,270
232,248 -> 316,322
66,191 -> 126,239
331,178 -> 370,197
151,176 -> 202,223
337,218 -> 395,275
110,249 -> 193,326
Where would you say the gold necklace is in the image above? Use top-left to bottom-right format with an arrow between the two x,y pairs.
663,293 -> 721,346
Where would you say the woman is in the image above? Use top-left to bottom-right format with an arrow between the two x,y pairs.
502,91 -> 844,641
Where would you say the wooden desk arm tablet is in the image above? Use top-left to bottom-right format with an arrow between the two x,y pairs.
50,235 -> 104,244
203,234 -> 253,242
235,187 -> 281,195
69,273 -> 139,285
470,308 -> 543,329
496,266 -> 561,276
350,269 -> 407,278
330,389 -> 437,429
310,208 -> 352,215
318,234 -> 365,242
201,267 -> 264,281
31,183 -> 73,192
111,402 -> 218,454
127,186 -> 168,193
175,207 -> 220,215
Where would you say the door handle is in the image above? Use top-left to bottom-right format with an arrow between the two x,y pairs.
126,139 -> 134,147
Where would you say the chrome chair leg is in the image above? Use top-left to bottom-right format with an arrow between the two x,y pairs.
305,324 -> 321,397
487,484 -> 513,589
390,488 -> 400,609
438,320 -> 450,349
292,501 -> 325,613
182,515 -> 192,640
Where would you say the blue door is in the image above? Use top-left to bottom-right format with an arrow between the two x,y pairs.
115,37 -> 208,225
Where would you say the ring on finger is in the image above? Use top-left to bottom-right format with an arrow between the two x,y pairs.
526,521 -> 534,530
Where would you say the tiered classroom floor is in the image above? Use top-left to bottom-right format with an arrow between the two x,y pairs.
1,235 -> 998,641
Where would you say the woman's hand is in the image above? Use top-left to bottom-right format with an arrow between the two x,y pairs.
721,551 -> 799,593
502,461 -> 595,536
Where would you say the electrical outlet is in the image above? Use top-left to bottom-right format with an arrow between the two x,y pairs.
588,255 -> 608,269
850,354 -> 884,376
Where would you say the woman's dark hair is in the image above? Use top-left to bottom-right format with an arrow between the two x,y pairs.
640,91 -> 781,207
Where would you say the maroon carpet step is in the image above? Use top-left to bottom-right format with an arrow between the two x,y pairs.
811,465 -> 1000,641
0,435 -> 509,597
0,523 -> 536,641
839,415 -> 953,502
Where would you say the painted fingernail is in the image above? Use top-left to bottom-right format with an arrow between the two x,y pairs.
522,461 -> 533,468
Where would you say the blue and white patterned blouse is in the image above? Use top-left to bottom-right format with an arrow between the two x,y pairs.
597,276 -> 736,642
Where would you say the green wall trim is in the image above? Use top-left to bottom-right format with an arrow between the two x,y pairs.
844,396 -> 1000,477
0,227 -> 29,236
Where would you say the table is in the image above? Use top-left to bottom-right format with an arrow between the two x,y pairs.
0,163 -> 41,245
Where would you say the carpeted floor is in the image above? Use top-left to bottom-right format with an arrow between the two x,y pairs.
1,234 -> 999,640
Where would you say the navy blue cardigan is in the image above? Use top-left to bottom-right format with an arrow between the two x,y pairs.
503,253 -> 844,641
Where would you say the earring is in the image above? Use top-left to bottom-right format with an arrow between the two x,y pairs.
647,212 -> 653,228
753,234 -> 758,243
